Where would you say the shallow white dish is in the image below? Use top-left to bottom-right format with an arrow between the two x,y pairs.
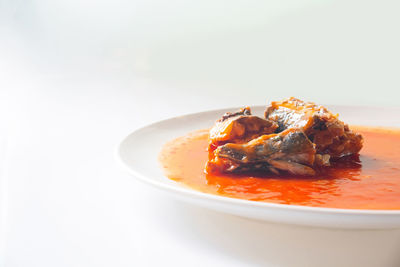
116,105 -> 400,229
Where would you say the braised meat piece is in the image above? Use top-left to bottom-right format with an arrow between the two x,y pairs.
208,107 -> 278,151
264,97 -> 363,158
206,129 -> 317,176
322,125 -> 363,158
206,97 -> 363,176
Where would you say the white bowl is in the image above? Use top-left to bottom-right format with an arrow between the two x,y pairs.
116,105 -> 400,229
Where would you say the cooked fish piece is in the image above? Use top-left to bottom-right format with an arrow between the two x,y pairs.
264,97 -> 363,158
208,107 -> 278,151
206,129 -> 317,176
322,125 -> 364,158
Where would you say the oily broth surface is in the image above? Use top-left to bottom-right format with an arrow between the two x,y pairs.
159,127 -> 400,210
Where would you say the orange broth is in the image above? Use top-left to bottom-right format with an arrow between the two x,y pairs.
159,127 -> 400,210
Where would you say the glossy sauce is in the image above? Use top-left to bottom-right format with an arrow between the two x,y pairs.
159,127 -> 400,209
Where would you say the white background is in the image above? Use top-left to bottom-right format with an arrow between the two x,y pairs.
1,0 -> 400,266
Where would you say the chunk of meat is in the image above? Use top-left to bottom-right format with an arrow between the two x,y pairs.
321,125 -> 364,158
264,97 -> 363,158
206,98 -> 363,176
208,107 -> 278,151
206,129 -> 317,176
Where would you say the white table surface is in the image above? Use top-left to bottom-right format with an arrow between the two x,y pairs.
2,1 -> 400,266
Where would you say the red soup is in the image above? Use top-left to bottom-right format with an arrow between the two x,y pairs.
159,127 -> 400,210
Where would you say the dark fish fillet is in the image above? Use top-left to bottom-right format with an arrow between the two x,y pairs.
206,129 -> 316,176
264,97 -> 363,158
208,107 -> 278,151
